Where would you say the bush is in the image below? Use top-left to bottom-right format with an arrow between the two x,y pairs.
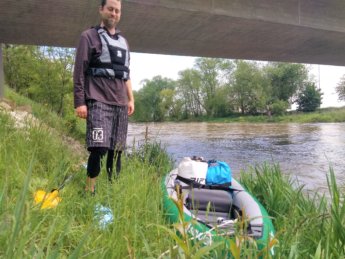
271,100 -> 289,115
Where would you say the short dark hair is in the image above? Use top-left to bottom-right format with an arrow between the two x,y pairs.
101,0 -> 121,7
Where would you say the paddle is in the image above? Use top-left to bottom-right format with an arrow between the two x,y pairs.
33,174 -> 74,209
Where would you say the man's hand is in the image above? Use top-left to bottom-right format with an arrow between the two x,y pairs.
75,105 -> 87,119
128,100 -> 135,116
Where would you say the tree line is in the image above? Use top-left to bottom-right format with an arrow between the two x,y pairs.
133,58 -> 324,121
5,45 -> 345,123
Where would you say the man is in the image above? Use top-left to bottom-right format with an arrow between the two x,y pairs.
74,0 -> 134,194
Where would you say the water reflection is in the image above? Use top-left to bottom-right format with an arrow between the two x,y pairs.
128,122 -> 345,191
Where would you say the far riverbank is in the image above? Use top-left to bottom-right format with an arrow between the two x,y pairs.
131,106 -> 345,124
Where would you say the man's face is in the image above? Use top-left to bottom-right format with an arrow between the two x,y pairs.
99,0 -> 121,29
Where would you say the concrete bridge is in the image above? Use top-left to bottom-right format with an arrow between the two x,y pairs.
1,0 -> 345,97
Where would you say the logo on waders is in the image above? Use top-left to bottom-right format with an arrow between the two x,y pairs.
92,128 -> 104,143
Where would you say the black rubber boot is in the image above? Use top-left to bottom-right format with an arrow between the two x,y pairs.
106,150 -> 115,183
106,150 -> 123,182
115,151 -> 122,178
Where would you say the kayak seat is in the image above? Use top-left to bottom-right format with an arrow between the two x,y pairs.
185,188 -> 234,225
186,188 -> 233,213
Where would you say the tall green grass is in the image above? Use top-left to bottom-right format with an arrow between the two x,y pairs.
0,110 -> 176,258
240,164 -> 345,258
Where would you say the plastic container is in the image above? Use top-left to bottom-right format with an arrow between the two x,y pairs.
94,204 -> 113,229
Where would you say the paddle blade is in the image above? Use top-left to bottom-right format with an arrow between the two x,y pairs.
34,189 -> 62,209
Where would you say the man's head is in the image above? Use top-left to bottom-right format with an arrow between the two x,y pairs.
99,0 -> 122,30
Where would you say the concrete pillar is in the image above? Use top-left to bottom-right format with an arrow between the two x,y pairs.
0,44 -> 4,99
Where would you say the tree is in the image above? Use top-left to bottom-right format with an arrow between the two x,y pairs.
3,45 -> 40,95
231,60 -> 268,115
132,76 -> 175,122
335,75 -> 345,101
159,88 -> 178,120
177,69 -> 204,118
212,86 -> 233,117
30,47 -> 75,116
296,82 -> 323,112
265,62 -> 309,104
194,58 -> 234,116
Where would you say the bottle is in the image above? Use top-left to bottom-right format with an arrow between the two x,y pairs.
94,204 -> 113,229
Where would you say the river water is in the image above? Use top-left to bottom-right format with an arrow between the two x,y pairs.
128,122 -> 345,192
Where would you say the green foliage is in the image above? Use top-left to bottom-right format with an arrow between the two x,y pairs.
0,110 -> 175,258
132,76 -> 176,122
30,47 -> 75,116
296,82 -> 323,112
177,68 -> 204,118
327,169 -> 345,255
3,45 -> 40,94
190,106 -> 345,123
265,62 -> 309,103
3,45 -> 75,117
240,164 -> 345,258
270,100 -> 289,116
335,74 -> 345,102
213,86 -> 234,117
132,59 -> 315,121
195,58 -> 229,116
232,60 -> 268,115
130,139 -> 173,175
158,88 -> 186,120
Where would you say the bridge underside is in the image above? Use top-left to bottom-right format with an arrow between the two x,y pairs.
124,8 -> 345,66
1,0 -> 345,66
1,1 -> 345,65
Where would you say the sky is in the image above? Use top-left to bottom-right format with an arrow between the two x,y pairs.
130,53 -> 345,108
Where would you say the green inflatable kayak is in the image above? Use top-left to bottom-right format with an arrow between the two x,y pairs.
162,165 -> 276,256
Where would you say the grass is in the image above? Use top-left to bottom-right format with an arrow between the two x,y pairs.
0,110 -> 175,258
184,107 -> 345,124
240,164 -> 345,258
1,91 -> 345,258
4,87 -> 86,142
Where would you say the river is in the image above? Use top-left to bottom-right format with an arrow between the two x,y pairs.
127,122 -> 345,192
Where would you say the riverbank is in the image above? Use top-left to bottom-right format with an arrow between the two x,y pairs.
178,106 -> 345,123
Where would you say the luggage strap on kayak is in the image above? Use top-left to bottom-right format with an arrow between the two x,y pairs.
176,175 -> 243,192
